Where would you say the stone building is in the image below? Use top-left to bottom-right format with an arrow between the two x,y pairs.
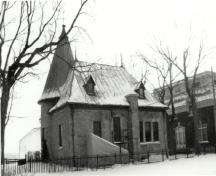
38,26 -> 168,161
158,71 -> 216,150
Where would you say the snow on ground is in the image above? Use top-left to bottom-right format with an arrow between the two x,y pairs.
32,154 -> 216,176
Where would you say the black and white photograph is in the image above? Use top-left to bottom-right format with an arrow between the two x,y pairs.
1,0 -> 216,175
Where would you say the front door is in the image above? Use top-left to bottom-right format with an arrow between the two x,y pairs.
175,123 -> 186,149
113,117 -> 121,142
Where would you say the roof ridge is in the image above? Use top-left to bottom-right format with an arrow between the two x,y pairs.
77,60 -> 124,68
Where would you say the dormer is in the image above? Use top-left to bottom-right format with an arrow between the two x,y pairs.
83,75 -> 96,95
135,81 -> 146,99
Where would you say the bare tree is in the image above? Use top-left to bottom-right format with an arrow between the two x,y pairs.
138,51 -> 180,150
0,0 -> 90,164
155,41 -> 208,154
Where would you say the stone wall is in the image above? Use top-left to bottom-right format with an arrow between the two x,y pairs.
73,108 -> 129,157
41,102 -> 168,159
50,105 -> 73,159
41,102 -> 73,159
40,100 -> 55,159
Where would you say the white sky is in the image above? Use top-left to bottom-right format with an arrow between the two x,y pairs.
5,0 -> 216,155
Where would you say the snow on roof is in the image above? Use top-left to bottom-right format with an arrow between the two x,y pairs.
46,61 -> 166,112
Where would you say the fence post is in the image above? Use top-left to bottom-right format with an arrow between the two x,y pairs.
147,151 -> 150,163
203,145 -> 206,155
2,160 -> 4,176
96,155 -> 99,169
162,149 -> 164,161
29,159 -> 32,173
76,157 -> 79,171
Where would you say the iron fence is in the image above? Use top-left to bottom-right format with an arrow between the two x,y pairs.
1,145 -> 216,176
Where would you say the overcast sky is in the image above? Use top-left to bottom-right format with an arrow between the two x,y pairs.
5,0 -> 216,155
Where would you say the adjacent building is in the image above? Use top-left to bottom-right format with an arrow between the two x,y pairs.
19,127 -> 41,159
159,71 -> 216,150
38,26 -> 168,161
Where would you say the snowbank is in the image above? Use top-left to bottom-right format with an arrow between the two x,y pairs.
32,154 -> 216,176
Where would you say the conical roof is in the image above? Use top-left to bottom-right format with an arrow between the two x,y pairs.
41,25 -> 74,100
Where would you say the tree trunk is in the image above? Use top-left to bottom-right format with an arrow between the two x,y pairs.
169,83 -> 176,151
191,99 -> 200,155
1,83 -> 11,164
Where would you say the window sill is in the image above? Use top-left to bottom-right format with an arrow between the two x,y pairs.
114,141 -> 122,144
58,146 -> 63,150
199,141 -> 209,144
140,141 -> 160,145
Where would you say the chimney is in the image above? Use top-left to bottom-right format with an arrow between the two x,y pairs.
125,93 -> 140,160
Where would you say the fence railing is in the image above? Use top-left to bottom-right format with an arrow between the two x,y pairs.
1,145 -> 216,176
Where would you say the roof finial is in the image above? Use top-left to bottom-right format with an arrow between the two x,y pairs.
59,24 -> 67,39
141,69 -> 148,85
141,70 -> 144,82
62,10 -> 65,26
74,48 -> 78,61
120,54 -> 125,69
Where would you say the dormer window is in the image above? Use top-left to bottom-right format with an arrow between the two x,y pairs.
83,75 -> 95,95
139,87 -> 145,98
135,82 -> 146,99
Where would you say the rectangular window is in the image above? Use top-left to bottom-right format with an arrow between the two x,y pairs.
93,121 -> 102,137
145,122 -> 151,142
87,83 -> 94,94
142,121 -> 160,143
58,125 -> 62,147
139,121 -> 143,142
153,122 -> 159,141
175,125 -> 186,149
113,117 -> 121,142
139,88 -> 145,99
199,121 -> 208,143
42,127 -> 45,141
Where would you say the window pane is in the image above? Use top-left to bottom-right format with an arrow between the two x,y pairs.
175,126 -> 186,149
153,122 -> 159,141
139,88 -> 144,98
87,83 -> 94,95
139,121 -> 143,142
58,125 -> 62,147
199,122 -> 208,142
199,128 -> 203,141
203,127 -> 208,141
145,122 -> 151,142
42,128 -> 45,141
113,117 -> 121,142
93,121 -> 102,137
